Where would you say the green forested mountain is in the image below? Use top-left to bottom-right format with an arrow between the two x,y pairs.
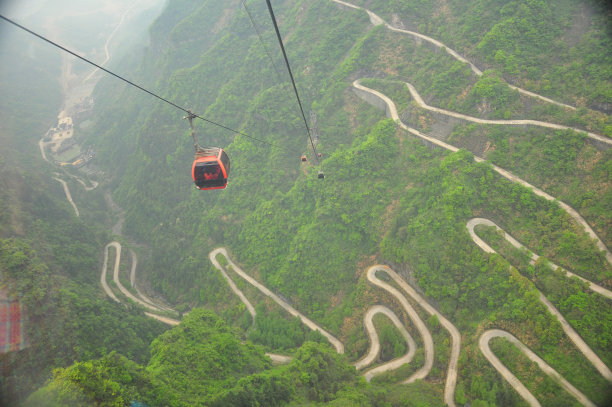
1,0 -> 611,406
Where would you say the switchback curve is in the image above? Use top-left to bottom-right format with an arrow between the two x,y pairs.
468,218 -> 611,406
403,81 -> 611,147
479,329 -> 596,407
100,241 -> 180,325
331,0 -> 579,111
355,305 -> 416,382
467,218 -> 612,382
209,249 -> 460,406
209,248 -> 344,353
352,79 -> 612,265
368,265 -> 461,406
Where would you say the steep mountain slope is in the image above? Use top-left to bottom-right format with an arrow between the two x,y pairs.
0,7 -> 170,406
4,0 -> 611,405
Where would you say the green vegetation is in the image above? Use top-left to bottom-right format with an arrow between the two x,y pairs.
535,262 -> 612,367
26,309 -> 397,406
489,337 -> 581,407
374,314 -> 407,362
146,308 -> 271,405
23,352 -> 163,407
0,235 -> 167,403
352,0 -> 612,109
451,124 -> 612,248
248,304 -> 328,350
1,0 -> 610,405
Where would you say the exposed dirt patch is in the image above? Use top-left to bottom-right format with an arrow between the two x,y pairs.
456,86 -> 471,103
330,289 -> 344,308
6,176 -> 25,236
377,45 -> 400,76
380,199 -> 399,238
577,149 -> 603,172
344,91 -> 363,132
563,2 -> 595,48
212,5 -> 238,34
433,0 -> 452,21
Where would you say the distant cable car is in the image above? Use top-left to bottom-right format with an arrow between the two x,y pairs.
192,147 -> 230,190
301,155 -> 308,162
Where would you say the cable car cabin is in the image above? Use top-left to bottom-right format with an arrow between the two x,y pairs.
301,155 -> 308,162
192,147 -> 230,190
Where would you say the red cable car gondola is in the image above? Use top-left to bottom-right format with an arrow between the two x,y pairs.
185,110 -> 230,190
192,147 -> 230,190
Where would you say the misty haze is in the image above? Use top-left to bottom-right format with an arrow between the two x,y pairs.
0,0 -> 610,406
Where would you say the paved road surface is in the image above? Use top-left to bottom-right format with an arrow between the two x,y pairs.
331,0 -> 579,111
107,242 -> 173,313
83,0 -> 144,82
479,329 -> 596,407
209,249 -> 459,390
404,81 -> 610,146
352,79 -> 612,266
208,249 -> 256,323
100,242 -> 180,325
210,248 -> 344,353
366,266 -> 434,383
467,218 -> 612,300
101,242 -> 120,302
356,304 -> 416,382
53,177 -> 79,217
467,218 -> 612,382
368,265 -> 460,406
209,247 -> 344,353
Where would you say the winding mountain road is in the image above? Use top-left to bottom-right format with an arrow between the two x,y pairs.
331,0 -> 578,111
467,218 -> 612,382
404,81 -> 611,146
100,242 -> 297,366
38,140 -> 50,162
208,249 -> 256,323
100,241 -> 180,325
352,79 -> 612,266
87,2 -> 609,405
101,242 -> 120,303
368,266 -> 460,406
480,329 -> 596,407
53,177 -> 79,217
366,266 -> 434,383
467,218 -> 612,300
83,1 -> 143,82
210,248 -> 344,353
468,219 -> 611,405
209,249 -> 460,405
357,305 -> 416,382
129,249 -> 175,313
68,173 -> 98,191
108,242 -> 175,314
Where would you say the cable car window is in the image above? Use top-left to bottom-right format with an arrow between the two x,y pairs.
194,162 -> 225,188
220,150 -> 230,176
